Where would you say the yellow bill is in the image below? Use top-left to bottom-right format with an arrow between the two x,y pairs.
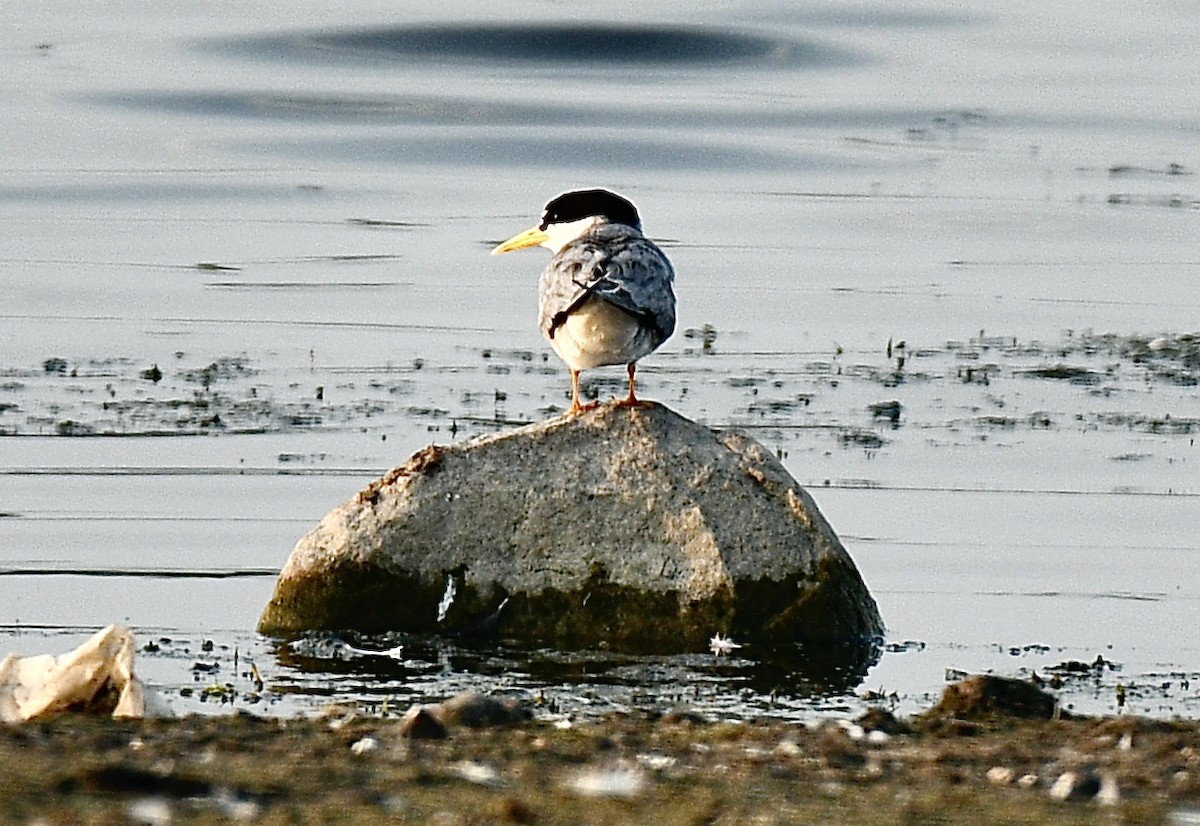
491,225 -> 549,255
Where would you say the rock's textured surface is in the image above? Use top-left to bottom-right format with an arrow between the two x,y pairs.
258,403 -> 883,653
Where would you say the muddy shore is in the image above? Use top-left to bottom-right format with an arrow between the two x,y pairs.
4,705 -> 1199,824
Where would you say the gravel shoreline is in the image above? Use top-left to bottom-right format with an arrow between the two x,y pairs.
5,703 -> 1199,824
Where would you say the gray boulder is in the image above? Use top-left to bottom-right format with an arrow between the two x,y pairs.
258,403 -> 883,654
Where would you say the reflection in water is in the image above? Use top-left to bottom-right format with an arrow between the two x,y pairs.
274,630 -> 882,720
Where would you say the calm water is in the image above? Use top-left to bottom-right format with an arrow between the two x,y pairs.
2,1 -> 1198,720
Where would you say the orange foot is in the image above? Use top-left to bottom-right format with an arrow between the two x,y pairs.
613,363 -> 652,408
568,399 -> 600,415
613,393 -> 652,409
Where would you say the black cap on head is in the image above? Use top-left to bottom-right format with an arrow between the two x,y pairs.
539,188 -> 642,231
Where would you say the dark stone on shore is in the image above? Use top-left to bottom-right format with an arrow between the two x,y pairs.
258,402 -> 883,659
927,675 -> 1062,720
396,693 -> 527,739
431,693 -> 529,728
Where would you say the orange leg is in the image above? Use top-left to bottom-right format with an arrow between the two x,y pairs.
568,369 -> 598,414
568,369 -> 583,413
615,362 -> 646,408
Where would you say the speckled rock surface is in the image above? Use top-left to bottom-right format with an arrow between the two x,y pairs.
258,402 -> 883,653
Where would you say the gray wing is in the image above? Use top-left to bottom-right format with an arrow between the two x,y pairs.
539,227 -> 676,344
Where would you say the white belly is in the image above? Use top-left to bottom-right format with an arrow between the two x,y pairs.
548,296 -> 653,370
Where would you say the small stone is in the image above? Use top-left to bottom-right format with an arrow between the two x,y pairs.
127,798 -> 172,826
1049,772 -> 1078,801
1016,773 -> 1040,789
1097,773 -> 1121,806
350,736 -> 378,755
452,760 -> 501,786
986,766 -> 1015,785
774,739 -> 802,758
635,753 -> 677,771
1049,770 -> 1102,802
569,766 -> 647,798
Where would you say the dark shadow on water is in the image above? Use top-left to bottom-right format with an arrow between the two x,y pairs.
214,23 -> 863,71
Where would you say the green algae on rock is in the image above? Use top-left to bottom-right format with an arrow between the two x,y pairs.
258,402 -> 883,658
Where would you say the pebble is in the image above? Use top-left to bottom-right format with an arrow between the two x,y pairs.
774,739 -> 802,757
635,753 -> 677,771
569,766 -> 648,798
350,736 -> 378,755
127,798 -> 172,826
986,766 -> 1014,785
1097,773 -> 1121,806
452,760 -> 501,786
1049,770 -> 1101,802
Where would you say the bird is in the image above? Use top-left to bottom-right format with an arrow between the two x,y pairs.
491,188 -> 676,414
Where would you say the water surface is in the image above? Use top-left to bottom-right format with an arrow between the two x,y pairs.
2,1 -> 1198,720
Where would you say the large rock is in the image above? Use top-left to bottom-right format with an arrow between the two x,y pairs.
258,403 -> 883,654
